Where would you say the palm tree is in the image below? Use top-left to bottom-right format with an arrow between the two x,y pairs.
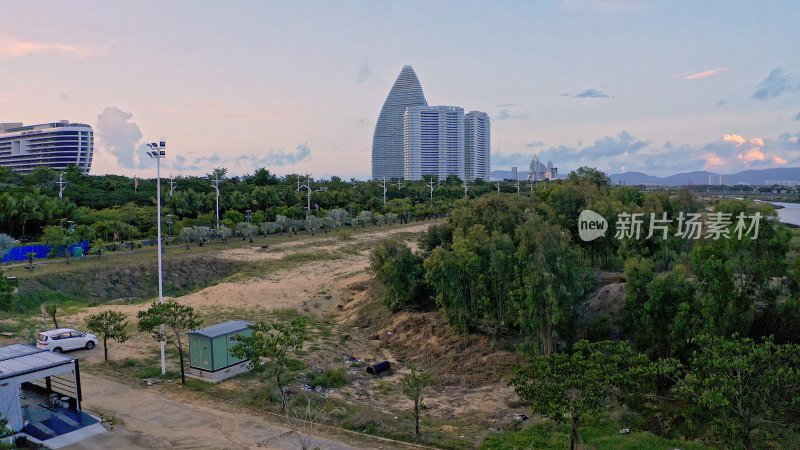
0,233 -> 14,264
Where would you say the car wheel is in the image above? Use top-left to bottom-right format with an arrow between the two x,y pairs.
86,341 -> 96,350
53,347 -> 63,353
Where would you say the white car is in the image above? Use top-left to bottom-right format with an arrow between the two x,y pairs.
37,328 -> 98,353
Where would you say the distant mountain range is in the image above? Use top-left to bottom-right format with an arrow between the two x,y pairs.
491,167 -> 800,186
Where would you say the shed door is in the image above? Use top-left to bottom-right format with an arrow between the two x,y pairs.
213,335 -> 228,371
190,335 -> 212,370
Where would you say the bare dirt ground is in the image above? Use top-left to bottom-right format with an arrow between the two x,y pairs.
27,223 -> 452,449
5,221 -> 523,448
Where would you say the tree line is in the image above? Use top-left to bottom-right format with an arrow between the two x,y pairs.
0,165 -> 499,243
371,167 -> 800,448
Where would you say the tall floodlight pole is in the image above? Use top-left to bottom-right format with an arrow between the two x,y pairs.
428,178 -> 436,200
210,174 -> 220,228
463,180 -> 469,199
166,214 -> 173,245
298,174 -> 312,219
516,179 -> 521,196
307,175 -> 311,214
146,141 -> 167,376
496,180 -> 501,192
56,173 -> 67,198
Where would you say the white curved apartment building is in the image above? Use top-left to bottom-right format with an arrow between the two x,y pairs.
0,121 -> 93,173
372,65 -> 428,180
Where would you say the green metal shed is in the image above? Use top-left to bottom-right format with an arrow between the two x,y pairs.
187,320 -> 252,373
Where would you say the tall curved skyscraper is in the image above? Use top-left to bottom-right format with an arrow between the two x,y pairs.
372,65 -> 427,180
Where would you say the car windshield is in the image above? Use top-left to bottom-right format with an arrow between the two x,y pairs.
37,333 -> 47,341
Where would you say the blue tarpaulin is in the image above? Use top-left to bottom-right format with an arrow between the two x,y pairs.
1,241 -> 89,264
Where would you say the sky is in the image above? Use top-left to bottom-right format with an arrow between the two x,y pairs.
1,0 -> 799,179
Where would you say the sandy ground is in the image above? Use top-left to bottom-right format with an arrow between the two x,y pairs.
33,223 -> 436,449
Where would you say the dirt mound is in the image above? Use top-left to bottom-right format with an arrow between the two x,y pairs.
344,281 -> 517,386
586,282 -> 627,319
18,256 -> 245,303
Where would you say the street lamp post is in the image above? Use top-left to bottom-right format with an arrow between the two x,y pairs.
166,214 -> 173,246
146,141 -> 167,376
210,174 -> 221,229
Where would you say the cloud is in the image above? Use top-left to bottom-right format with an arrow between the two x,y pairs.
526,141 -> 545,148
240,143 -> 312,166
494,109 -> 529,120
717,100 -> 726,106
491,150 -> 533,168
752,68 -> 800,100
564,88 -> 611,98
496,103 -> 521,107
95,107 -> 143,169
723,134 -> 746,145
673,67 -> 727,80
538,131 -> 647,162
356,57 -> 378,83
0,38 -> 107,58
794,112 -> 800,121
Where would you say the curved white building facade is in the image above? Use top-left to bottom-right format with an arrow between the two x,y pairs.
372,65 -> 428,180
0,121 -> 93,173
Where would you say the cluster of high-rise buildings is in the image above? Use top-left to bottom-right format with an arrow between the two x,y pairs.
0,121 -> 94,173
371,65 -> 490,181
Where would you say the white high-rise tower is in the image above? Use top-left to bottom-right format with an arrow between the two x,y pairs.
464,111 -> 490,181
404,106 -> 465,180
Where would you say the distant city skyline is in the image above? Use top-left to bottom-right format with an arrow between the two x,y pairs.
1,1 -> 798,179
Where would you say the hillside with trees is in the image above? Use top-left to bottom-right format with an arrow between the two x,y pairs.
371,168 -> 800,448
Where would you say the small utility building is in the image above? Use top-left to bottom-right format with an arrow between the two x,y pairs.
186,320 -> 252,383
0,344 -> 104,447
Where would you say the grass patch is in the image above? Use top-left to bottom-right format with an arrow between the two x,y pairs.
309,367 -> 347,388
481,417 -> 709,450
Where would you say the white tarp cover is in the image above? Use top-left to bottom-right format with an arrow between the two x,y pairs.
0,380 -> 22,430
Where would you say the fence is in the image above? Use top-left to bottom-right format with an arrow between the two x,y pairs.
2,241 -> 90,264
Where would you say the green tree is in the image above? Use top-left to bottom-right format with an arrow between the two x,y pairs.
514,218 -> 586,355
1,410 -> 12,443
0,272 -> 18,311
400,362 -> 435,438
85,311 -> 129,361
46,303 -> 59,328
510,340 -> 659,450
237,222 -> 258,242
42,225 -> 79,264
229,318 -> 309,412
217,225 -> 232,243
137,301 -> 202,384
671,334 -> 800,450
370,239 -> 430,312
0,233 -> 14,263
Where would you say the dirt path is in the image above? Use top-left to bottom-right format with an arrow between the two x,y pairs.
64,373 -> 359,450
